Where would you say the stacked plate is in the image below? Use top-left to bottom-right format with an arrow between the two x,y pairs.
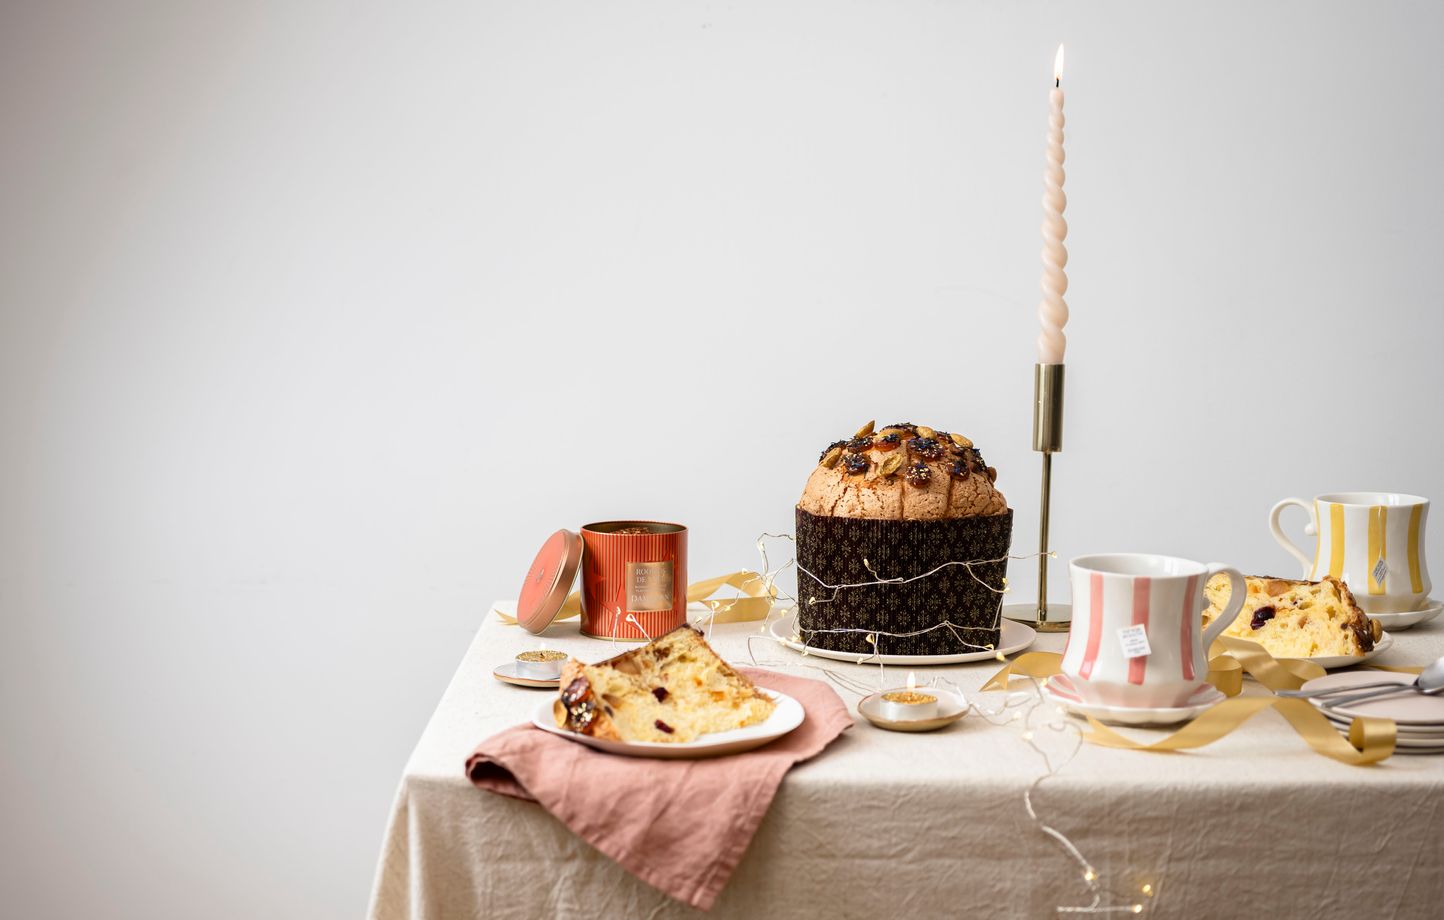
1299,671 -> 1444,755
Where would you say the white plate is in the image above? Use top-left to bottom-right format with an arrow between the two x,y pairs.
768,611 -> 1036,666
1321,721 -> 1444,752
1367,600 -> 1443,632
1042,674 -> 1226,726
1278,630 -> 1393,670
1322,713 -> 1444,740
532,689 -> 805,759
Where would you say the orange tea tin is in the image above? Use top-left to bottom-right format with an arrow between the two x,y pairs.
579,521 -> 688,640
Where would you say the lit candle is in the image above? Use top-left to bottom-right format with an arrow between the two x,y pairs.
1037,43 -> 1069,365
879,672 -> 939,721
516,644 -> 567,679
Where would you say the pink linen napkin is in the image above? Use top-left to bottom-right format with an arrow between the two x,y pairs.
466,667 -> 852,910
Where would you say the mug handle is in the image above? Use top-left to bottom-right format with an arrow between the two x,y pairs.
1269,497 -> 1316,578
1200,564 -> 1247,649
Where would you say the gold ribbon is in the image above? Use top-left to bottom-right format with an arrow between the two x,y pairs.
492,570 -> 775,627
983,644 -> 1400,766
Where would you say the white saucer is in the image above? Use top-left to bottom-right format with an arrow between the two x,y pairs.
857,690 -> 969,732
768,610 -> 1036,666
1279,630 -> 1393,670
493,661 -> 561,689
1366,600 -> 1443,632
532,689 -> 804,759
1041,674 -> 1226,726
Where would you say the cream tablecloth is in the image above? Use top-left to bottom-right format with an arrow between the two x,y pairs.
367,605 -> 1444,919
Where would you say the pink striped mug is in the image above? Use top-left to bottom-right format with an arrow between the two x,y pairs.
1062,554 -> 1246,709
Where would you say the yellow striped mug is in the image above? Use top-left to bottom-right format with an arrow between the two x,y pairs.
1270,492 -> 1430,613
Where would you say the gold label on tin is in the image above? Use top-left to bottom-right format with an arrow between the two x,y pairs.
627,560 -> 674,612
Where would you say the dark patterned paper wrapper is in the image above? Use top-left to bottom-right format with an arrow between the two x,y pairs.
795,507 -> 1012,656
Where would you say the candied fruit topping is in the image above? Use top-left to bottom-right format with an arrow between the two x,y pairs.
1250,606 -> 1277,630
846,436 -> 873,453
907,437 -> 944,461
843,454 -> 869,475
905,462 -> 932,487
874,433 -> 901,451
561,678 -> 591,707
949,459 -> 970,479
818,439 -> 847,462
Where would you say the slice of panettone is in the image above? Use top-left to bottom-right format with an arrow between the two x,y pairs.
553,625 -> 776,743
1202,574 -> 1381,659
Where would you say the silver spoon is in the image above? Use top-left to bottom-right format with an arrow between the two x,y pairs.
1314,657 -> 1444,710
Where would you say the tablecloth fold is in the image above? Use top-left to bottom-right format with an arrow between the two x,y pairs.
465,667 -> 851,910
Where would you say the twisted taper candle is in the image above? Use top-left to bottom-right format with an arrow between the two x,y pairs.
1037,44 -> 1069,365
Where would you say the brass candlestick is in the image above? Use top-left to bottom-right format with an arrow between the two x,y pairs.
1003,363 -> 1071,632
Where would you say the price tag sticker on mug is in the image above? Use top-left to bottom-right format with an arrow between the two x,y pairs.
1372,558 -> 1389,584
1117,624 -> 1152,659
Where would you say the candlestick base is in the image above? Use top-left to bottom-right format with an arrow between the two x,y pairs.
1002,602 -> 1072,633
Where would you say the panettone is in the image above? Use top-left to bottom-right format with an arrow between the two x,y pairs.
799,422 -> 1008,520
795,421 -> 1012,657
1202,574 -> 1380,659
553,625 -> 776,743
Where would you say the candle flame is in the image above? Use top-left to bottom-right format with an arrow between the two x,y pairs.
1054,44 -> 1065,82
906,671 -> 917,691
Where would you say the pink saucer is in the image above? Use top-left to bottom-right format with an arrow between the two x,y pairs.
1301,671 -> 1444,726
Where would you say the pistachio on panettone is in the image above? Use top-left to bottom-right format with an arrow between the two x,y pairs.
818,439 -> 847,462
853,420 -> 876,438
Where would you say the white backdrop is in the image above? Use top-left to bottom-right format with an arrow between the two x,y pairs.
3,2 -> 1442,917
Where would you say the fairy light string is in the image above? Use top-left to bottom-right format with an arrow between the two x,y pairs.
721,531 -> 1155,916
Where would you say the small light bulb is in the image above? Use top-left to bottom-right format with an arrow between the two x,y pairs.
1141,884 -> 1153,897
1132,905 -> 1144,914
1021,730 -> 1034,741
1083,869 -> 1096,882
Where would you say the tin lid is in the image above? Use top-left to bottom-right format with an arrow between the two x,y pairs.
516,529 -> 583,634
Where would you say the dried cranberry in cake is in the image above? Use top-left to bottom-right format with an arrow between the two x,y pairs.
654,719 -> 675,734
907,437 -> 944,461
1250,606 -> 1276,630
651,686 -> 669,702
905,462 -> 932,487
843,454 -> 869,475
874,433 -> 901,451
846,436 -> 873,453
